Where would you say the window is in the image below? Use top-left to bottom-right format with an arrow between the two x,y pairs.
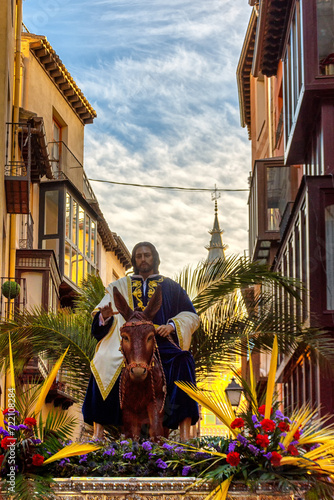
283,0 -> 303,146
317,0 -> 334,75
51,120 -> 61,174
266,166 -> 291,231
44,191 -> 59,235
325,204 -> 334,310
64,192 -> 97,286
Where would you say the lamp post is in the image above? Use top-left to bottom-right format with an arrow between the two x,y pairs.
225,378 -> 243,408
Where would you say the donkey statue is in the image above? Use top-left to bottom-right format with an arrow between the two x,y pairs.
113,285 -> 167,440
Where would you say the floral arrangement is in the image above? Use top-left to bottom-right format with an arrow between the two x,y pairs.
50,437 -> 217,478
0,338 -> 101,500
177,336 -> 334,500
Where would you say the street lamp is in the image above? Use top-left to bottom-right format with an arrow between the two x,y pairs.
225,378 -> 243,408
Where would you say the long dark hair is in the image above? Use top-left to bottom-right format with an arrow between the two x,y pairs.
131,242 -> 160,274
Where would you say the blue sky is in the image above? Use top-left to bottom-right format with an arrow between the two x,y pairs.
23,0 -> 252,277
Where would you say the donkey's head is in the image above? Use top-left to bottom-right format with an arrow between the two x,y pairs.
113,285 -> 162,381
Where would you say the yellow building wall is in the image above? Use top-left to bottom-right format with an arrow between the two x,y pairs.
0,0 -> 15,279
21,35 -> 85,192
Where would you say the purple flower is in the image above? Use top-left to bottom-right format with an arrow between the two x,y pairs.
251,415 -> 258,423
182,465 -> 192,476
79,454 -> 88,463
156,458 -> 168,469
18,424 -> 29,430
32,438 -> 42,445
275,410 -> 285,421
248,444 -> 260,456
142,441 -> 152,452
8,425 -> 19,431
103,448 -> 115,456
123,452 -> 136,460
278,443 -> 286,451
59,458 -> 70,467
228,441 -> 237,453
280,432 -> 287,438
162,443 -> 174,451
291,440 -> 299,446
264,452 -> 272,460
310,443 -> 320,451
120,440 -> 129,446
0,427 -> 10,437
237,434 -> 249,446
149,453 -> 156,459
174,447 -> 186,454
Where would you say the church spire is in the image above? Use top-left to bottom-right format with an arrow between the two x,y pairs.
205,186 -> 227,262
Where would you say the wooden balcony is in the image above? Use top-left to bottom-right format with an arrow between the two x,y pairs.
248,157 -> 299,264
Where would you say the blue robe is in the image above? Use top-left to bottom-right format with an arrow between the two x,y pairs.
82,275 -> 199,429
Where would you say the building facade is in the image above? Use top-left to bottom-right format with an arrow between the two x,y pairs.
237,0 -> 334,416
0,0 -> 131,421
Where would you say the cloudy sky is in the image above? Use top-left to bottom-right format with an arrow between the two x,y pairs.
23,0 -> 252,277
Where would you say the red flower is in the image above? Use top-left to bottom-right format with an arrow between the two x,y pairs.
261,419 -> 276,433
278,421 -> 290,432
226,452 -> 240,466
258,405 -> 272,416
0,454 -> 4,467
1,436 -> 16,450
270,451 -> 282,467
256,434 -> 269,448
32,454 -> 44,466
288,444 -> 299,456
230,418 -> 245,429
24,417 -> 37,427
293,429 -> 301,440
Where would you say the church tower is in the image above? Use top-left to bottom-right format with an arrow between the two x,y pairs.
206,188 -> 227,262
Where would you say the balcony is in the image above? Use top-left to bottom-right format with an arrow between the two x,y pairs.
248,158 -> 298,264
15,249 -> 61,312
5,122 -> 31,214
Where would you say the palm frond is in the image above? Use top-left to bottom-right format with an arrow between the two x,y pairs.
34,346 -> 69,415
264,335 -> 278,418
175,381 -> 236,435
204,476 -> 233,500
43,442 -> 101,465
8,331 -> 15,391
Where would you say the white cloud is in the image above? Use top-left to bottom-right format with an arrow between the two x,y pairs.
23,0 -> 252,277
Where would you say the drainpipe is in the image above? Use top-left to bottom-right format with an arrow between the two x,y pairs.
9,0 -> 23,285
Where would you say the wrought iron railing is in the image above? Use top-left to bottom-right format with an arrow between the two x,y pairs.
5,122 -> 31,178
19,213 -> 34,249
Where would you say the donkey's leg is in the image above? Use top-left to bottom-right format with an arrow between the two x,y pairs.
123,410 -> 141,439
147,402 -> 164,440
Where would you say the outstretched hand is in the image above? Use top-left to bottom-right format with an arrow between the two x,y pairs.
99,302 -> 119,320
156,324 -> 174,338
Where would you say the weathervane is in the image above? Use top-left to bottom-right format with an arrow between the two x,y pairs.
211,184 -> 221,202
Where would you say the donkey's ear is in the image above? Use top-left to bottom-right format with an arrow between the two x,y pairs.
143,285 -> 162,321
113,287 -> 133,321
